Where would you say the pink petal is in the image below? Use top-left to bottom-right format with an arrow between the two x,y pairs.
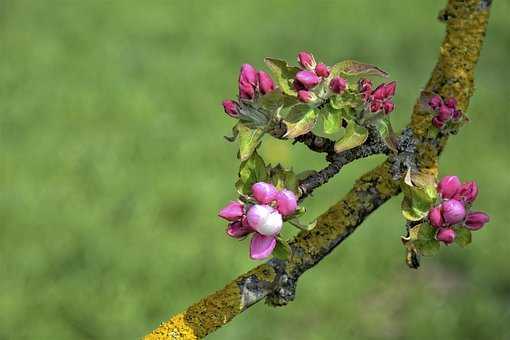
249,234 -> 276,260
226,221 -> 253,239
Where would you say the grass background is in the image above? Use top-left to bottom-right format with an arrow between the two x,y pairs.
1,1 -> 509,339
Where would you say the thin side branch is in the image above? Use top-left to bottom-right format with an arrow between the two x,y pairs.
144,1 -> 492,338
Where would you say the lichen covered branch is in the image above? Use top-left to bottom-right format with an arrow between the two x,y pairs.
144,1 -> 492,338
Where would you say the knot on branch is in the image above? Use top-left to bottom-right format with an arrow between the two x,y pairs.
388,127 -> 419,180
265,258 -> 297,307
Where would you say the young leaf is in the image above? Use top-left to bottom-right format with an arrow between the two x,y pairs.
330,60 -> 388,78
238,123 -> 264,161
269,164 -> 298,193
334,120 -> 368,153
224,122 -> 240,142
273,237 -> 292,260
236,150 -> 267,195
284,107 -> 318,139
454,227 -> 472,248
264,58 -> 301,96
373,118 -> 398,153
322,108 -> 343,134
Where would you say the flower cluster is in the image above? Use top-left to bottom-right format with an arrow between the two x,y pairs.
428,176 -> 489,244
358,79 -> 396,114
222,64 -> 276,118
292,51 -> 349,103
428,95 -> 464,128
218,182 -> 298,260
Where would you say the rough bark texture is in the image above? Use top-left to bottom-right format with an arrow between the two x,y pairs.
144,1 -> 492,338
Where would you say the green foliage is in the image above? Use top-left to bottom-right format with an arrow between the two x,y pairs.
236,150 -> 267,195
334,120 -> 368,153
283,106 -> 317,138
273,237 -> 292,260
401,170 -> 438,221
330,59 -> 388,78
454,227 -> 472,248
237,124 -> 265,161
264,58 -> 301,96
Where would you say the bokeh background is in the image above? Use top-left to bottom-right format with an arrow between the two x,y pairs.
1,1 -> 509,339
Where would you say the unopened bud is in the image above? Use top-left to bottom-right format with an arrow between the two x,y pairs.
441,199 -> 466,225
436,227 -> 456,245
218,201 -> 244,221
383,101 -> 395,114
222,99 -> 239,118
297,90 -> 317,103
276,189 -> 298,216
329,76 -> 347,94
464,211 -> 489,230
383,81 -> 396,97
444,97 -> 457,109
251,182 -> 278,204
315,63 -> 330,77
371,84 -> 386,100
247,205 -> 283,236
257,71 -> 275,95
239,79 -> 255,99
456,181 -> 478,204
239,64 -> 257,86
428,95 -> 442,110
226,221 -> 252,239
437,175 -> 461,199
297,51 -> 316,70
428,206 -> 444,228
432,116 -> 445,128
295,70 -> 320,89
438,105 -> 452,121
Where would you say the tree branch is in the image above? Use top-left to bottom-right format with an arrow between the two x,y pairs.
144,1 -> 492,338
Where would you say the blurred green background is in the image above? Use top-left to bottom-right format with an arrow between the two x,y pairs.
1,1 -> 509,339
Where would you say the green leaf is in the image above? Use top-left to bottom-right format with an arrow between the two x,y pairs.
236,150 -> 267,195
238,123 -> 264,161
400,170 -> 438,221
284,107 -> 317,139
269,164 -> 298,193
273,237 -> 292,260
334,120 -> 368,153
264,58 -> 301,96
374,118 -> 398,153
322,109 -> 343,134
414,238 -> 440,256
257,89 -> 285,113
454,227 -> 472,248
238,101 -> 270,129
330,60 -> 388,78
224,122 -> 240,142
401,196 -> 428,221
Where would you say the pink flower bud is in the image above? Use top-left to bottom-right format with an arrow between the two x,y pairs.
371,84 -> 386,100
438,105 -> 452,121
251,182 -> 278,204
444,97 -> 457,109
222,99 -> 239,118
295,70 -> 320,89
297,51 -> 316,70
297,90 -> 316,103
432,116 -> 445,128
436,227 -> 456,245
315,63 -> 330,77
257,71 -> 275,95
370,101 -> 382,113
428,206 -> 444,228
226,221 -> 252,239
239,64 -> 257,86
437,175 -> 461,199
218,201 -> 244,221
383,101 -> 395,114
464,211 -> 490,230
293,79 -> 306,91
239,79 -> 255,99
276,189 -> 298,216
359,79 -> 372,93
441,199 -> 466,225
456,181 -> 478,204
329,76 -> 347,94
250,233 -> 277,260
428,95 -> 442,110
383,81 -> 396,97
246,205 -> 282,236
452,109 -> 463,120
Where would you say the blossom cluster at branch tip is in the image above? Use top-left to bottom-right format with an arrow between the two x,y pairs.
294,51 -> 349,103
428,95 -> 463,128
222,64 -> 276,118
359,79 -> 396,114
218,182 -> 298,260
428,175 -> 489,244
